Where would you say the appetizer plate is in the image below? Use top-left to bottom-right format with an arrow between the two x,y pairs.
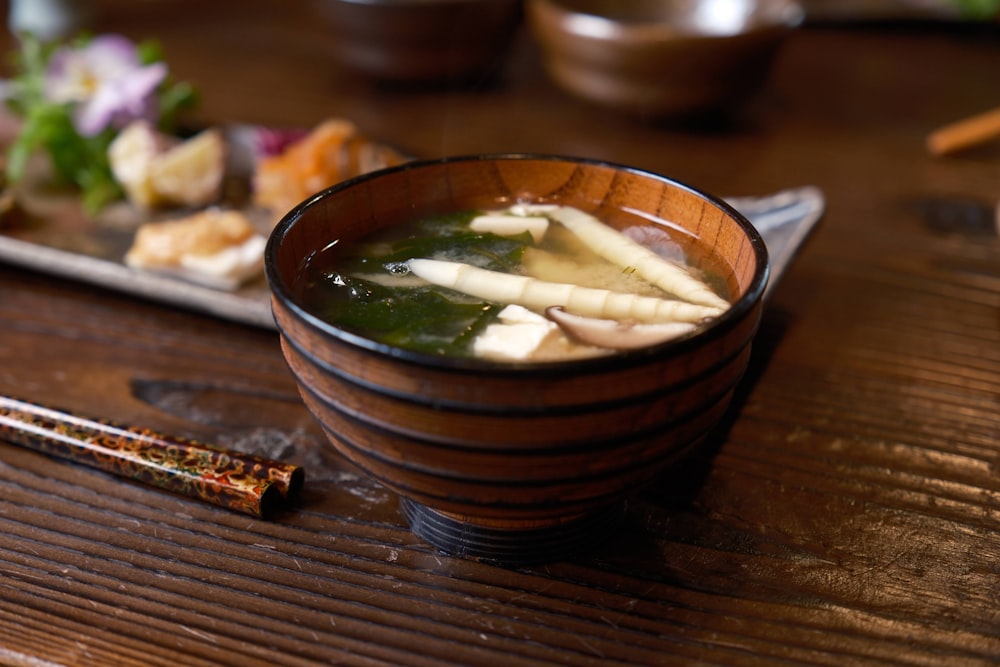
0,181 -> 823,330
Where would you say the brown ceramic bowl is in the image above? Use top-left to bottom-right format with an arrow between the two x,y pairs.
311,0 -> 523,84
265,154 -> 769,564
526,0 -> 804,117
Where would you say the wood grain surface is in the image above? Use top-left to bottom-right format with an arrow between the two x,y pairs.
1,1 -> 998,665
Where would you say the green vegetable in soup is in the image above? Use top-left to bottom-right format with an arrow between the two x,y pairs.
299,209 -> 533,356
308,273 -> 502,356
343,209 -> 530,273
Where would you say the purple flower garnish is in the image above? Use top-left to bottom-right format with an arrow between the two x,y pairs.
44,34 -> 168,137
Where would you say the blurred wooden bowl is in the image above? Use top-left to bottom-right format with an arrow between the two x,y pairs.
526,0 -> 804,117
312,0 -> 523,84
265,154 -> 769,564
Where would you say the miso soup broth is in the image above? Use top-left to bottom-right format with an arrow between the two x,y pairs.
294,203 -> 736,361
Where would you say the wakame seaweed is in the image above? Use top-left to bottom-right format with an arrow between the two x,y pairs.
311,274 -> 502,356
302,210 -> 533,356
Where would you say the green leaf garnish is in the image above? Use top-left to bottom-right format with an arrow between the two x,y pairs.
2,32 -> 198,214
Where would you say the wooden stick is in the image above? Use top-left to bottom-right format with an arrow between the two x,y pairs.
926,105 -> 1000,156
0,396 -> 304,517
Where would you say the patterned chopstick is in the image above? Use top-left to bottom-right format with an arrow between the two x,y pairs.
0,396 -> 304,517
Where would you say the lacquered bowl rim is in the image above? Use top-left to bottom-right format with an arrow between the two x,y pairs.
264,153 -> 770,375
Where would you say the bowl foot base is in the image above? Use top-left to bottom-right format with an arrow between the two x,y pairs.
400,498 -> 625,566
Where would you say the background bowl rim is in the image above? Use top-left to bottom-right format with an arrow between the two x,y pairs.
324,0 -> 520,6
527,0 -> 806,41
264,152 -> 770,375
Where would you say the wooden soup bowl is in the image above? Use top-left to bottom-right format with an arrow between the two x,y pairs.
265,155 -> 769,564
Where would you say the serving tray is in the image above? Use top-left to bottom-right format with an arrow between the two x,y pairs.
0,170 -> 824,330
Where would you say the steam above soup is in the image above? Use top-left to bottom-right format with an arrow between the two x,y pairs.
294,204 -> 733,361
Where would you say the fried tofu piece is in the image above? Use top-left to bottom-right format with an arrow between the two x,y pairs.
124,208 -> 265,290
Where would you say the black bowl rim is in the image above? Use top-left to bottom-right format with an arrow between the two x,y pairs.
264,153 -> 770,376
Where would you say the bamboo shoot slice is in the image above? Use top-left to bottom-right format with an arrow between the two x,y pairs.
547,206 -> 730,311
406,258 -> 723,324
470,214 -> 549,242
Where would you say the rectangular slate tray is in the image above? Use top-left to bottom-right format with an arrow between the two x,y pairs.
0,183 -> 824,330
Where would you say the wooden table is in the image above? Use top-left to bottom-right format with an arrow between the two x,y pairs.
1,1 -> 998,664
